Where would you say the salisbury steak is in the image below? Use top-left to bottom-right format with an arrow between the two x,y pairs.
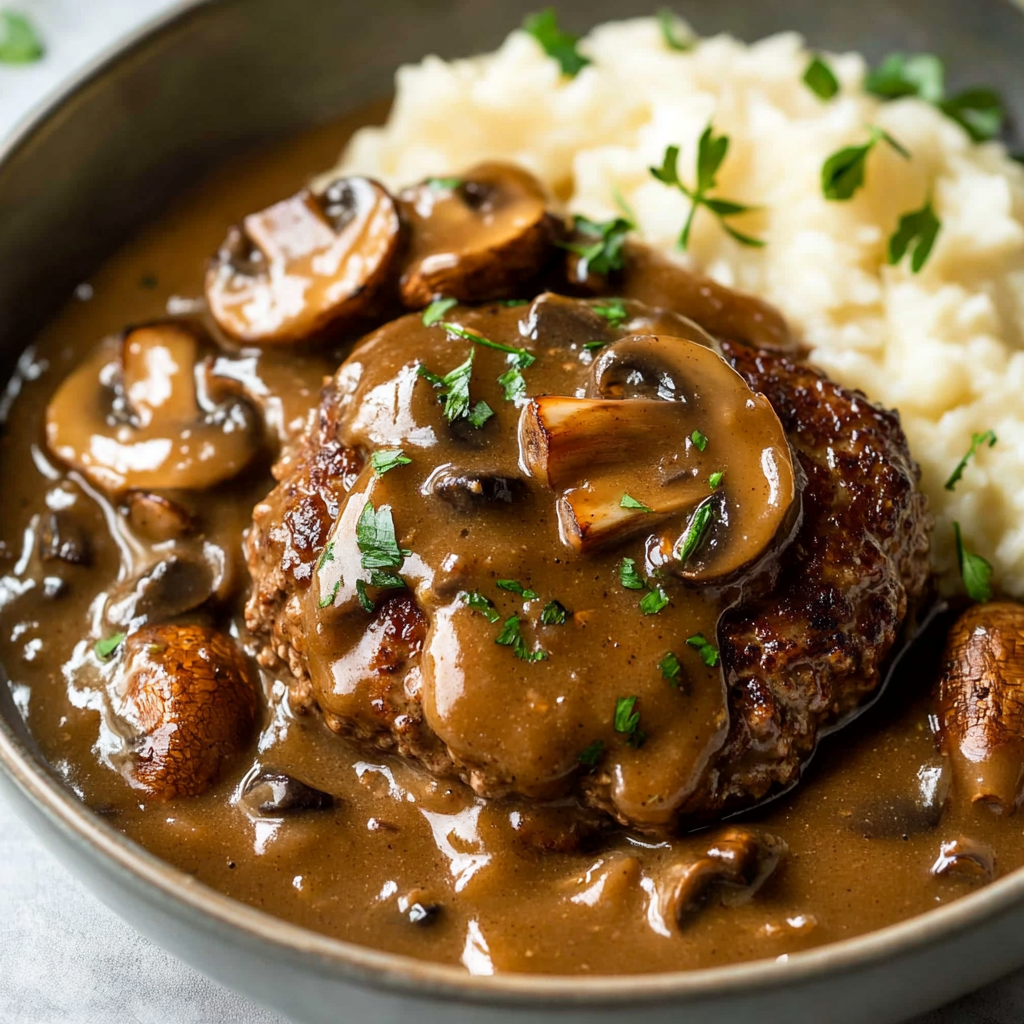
245,297 -> 930,831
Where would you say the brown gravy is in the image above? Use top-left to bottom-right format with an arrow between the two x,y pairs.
1,111 -> 1022,977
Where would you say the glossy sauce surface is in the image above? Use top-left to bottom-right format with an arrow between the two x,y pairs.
1,112 -> 1023,977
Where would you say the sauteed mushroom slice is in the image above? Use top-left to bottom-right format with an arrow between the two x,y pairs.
241,767 -> 335,816
936,602 -> 1024,814
518,334 -> 796,574
125,491 -> 197,542
398,162 -> 555,307
206,176 -> 401,344
45,322 -> 261,495
931,837 -> 996,882
112,624 -> 258,799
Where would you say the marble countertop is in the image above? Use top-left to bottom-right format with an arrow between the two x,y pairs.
1,3 -> 1023,1021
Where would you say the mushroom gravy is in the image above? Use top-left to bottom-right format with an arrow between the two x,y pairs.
1,113 -> 1023,977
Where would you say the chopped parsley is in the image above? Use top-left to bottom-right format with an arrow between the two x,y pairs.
356,501 -> 410,592
619,557 -> 646,590
578,739 -> 605,767
559,215 -> 633,275
659,651 -> 683,688
865,52 -> 1005,143
888,198 -> 941,274
540,600 -> 569,625
422,297 -> 458,326
0,11 -> 43,64
657,8 -> 691,52
315,541 -> 335,571
954,521 -> 993,603
708,470 -> 724,490
686,633 -> 720,667
803,55 -> 840,101
620,493 -> 653,512
495,614 -> 549,662
591,298 -> 629,328
433,321 -> 536,403
613,696 -> 645,748
676,500 -> 715,565
461,590 -> 500,623
650,128 -> 764,250
497,579 -> 539,600
437,322 -> 536,368
945,430 -> 997,491
418,350 -> 492,428
639,586 -> 670,615
425,176 -> 462,190
94,633 -> 125,660
691,429 -> 708,451
467,400 -> 495,428
522,8 -> 591,78
497,365 -> 528,402
620,557 -> 670,614
821,125 -> 910,202
371,448 -> 412,477
583,339 -> 609,352
355,580 -> 373,613
500,298 -> 530,307
319,580 -> 341,609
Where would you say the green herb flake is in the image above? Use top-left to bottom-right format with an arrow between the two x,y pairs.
940,88 -> 1005,143
425,176 -> 462,191
318,579 -> 341,609
355,580 -> 374,613
945,430 -> 997,491
461,590 -> 500,623
495,614 -> 549,662
541,599 -> 569,625
619,557 -> 646,591
803,55 -> 840,101
620,493 -> 653,512
371,448 -> 412,477
497,365 -> 528,402
954,521 -> 993,603
640,585 -> 670,615
691,429 -> 708,451
708,470 -> 724,490
468,400 -> 495,428
315,540 -> 335,571
417,353 -> 474,425
559,215 -> 633,276
888,199 -> 941,273
356,501 -> 409,573
686,633 -> 720,667
591,298 -> 629,328
657,8 -> 691,52
497,579 -> 540,600
500,298 -> 530,307
422,297 -> 458,326
583,339 -> 609,352
613,695 -> 645,748
0,11 -> 43,64
438,321 -> 536,369
522,8 -> 591,78
659,651 -> 683,688
649,128 -> 765,250
94,633 -> 126,660
578,739 -> 605,767
676,501 -> 715,564
821,125 -> 910,202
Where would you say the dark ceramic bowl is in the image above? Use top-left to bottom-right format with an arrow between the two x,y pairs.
1,2 -> 1023,1021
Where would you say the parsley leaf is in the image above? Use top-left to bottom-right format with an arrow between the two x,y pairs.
954,521 -> 993,603
522,8 -> 591,78
649,128 -> 764,250
620,493 -> 653,512
497,365 -> 528,402
686,633 -> 720,667
691,429 -> 708,451
461,590 -> 500,623
865,52 -> 945,104
578,739 -> 605,767
583,339 -> 609,352
659,651 -> 683,688
425,176 -> 462,190
437,321 -> 536,368
945,430 -> 997,491
316,540 -> 335,571
356,501 -> 410,574
495,614 -> 549,662
592,298 -> 629,328
676,500 -> 715,565
640,586 -> 670,615
371,448 -> 412,477
541,600 -> 569,625
0,11 -> 43,64
468,400 -> 495,428
657,8 -> 691,52
803,55 -> 840,101
559,215 -> 633,276
434,321 -> 535,402
613,696 -> 645,748
319,580 -> 341,609
619,557 -> 646,590
418,353 -> 474,425
497,579 -> 539,600
940,88 -> 1005,143
94,633 -> 125,660
821,125 -> 910,201
708,470 -> 724,490
422,297 -> 458,325
888,199 -> 941,273
355,580 -> 374,613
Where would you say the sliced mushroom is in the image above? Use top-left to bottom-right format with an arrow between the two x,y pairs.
931,837 -> 996,882
657,827 -> 787,930
518,334 -> 796,573
936,602 -> 1024,814
398,163 -> 555,307
425,465 -> 525,512
37,509 -> 93,566
240,767 -> 334,815
125,491 -> 197,542
111,624 -> 258,799
45,322 -> 261,495
206,176 -> 402,344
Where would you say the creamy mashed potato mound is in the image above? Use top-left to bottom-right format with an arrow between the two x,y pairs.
331,17 -> 1024,595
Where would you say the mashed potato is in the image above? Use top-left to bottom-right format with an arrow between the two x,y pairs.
331,17 -> 1024,596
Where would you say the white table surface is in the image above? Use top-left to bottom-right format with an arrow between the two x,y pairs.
2,3 -> 1024,1021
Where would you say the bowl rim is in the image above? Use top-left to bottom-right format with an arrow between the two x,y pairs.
2,0 -> 1024,1009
